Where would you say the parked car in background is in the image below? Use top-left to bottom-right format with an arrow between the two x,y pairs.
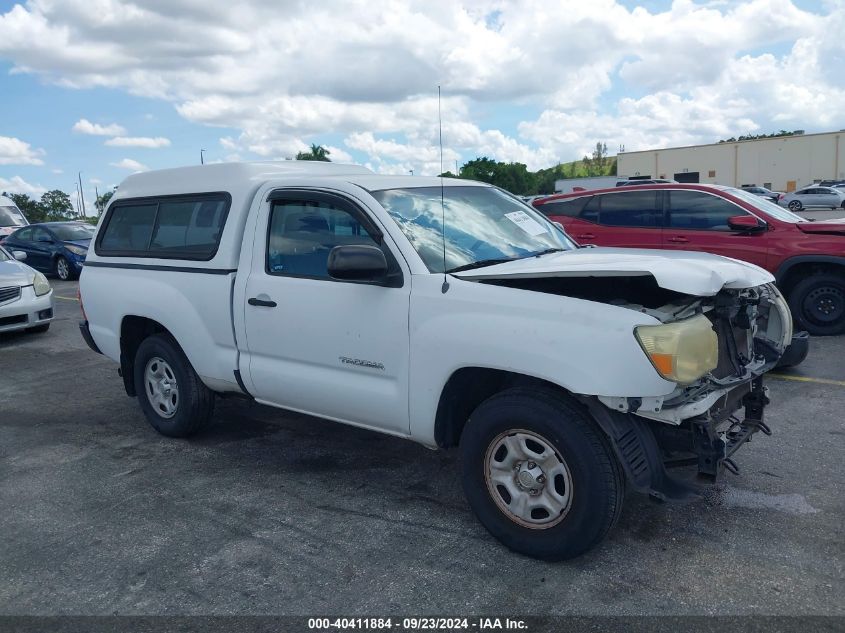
2,222 -> 93,280
741,186 -> 781,203
0,194 -> 29,243
778,186 -> 845,211
533,183 -> 845,337
0,244 -> 53,335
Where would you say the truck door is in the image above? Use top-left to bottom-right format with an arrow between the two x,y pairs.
237,189 -> 412,435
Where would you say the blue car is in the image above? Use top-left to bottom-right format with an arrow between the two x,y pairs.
3,221 -> 95,280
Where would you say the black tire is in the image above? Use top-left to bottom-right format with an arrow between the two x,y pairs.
133,333 -> 215,437
54,255 -> 76,281
787,200 -> 802,211
26,323 -> 50,334
787,273 -> 845,336
460,387 -> 624,561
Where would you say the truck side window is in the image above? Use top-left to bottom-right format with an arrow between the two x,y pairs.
99,204 -> 158,252
267,200 -> 380,279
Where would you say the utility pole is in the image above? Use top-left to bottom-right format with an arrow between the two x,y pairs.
77,172 -> 86,217
200,149 -> 206,165
95,186 -> 100,214
73,182 -> 81,216
455,160 -> 459,175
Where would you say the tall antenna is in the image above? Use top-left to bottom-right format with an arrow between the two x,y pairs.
438,85 -> 449,294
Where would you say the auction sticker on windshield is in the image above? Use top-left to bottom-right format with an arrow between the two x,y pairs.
504,210 -> 548,236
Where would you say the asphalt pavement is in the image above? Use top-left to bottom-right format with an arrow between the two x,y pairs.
0,280 -> 843,616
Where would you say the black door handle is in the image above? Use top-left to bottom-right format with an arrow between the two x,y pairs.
248,297 -> 277,307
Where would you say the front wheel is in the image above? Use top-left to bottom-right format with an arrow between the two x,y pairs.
788,273 -> 845,336
460,388 -> 624,561
787,200 -> 802,211
55,256 -> 75,281
133,333 -> 215,437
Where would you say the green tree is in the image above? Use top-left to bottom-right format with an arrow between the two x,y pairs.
39,190 -> 76,221
296,143 -> 331,161
96,190 -> 114,214
6,193 -> 46,223
581,142 -> 610,177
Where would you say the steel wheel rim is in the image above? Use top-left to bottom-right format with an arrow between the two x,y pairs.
57,258 -> 69,280
144,356 -> 179,418
803,285 -> 844,325
484,429 -> 573,529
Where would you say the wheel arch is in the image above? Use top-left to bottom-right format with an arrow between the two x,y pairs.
119,315 -> 171,397
775,255 -> 845,296
433,367 -> 562,449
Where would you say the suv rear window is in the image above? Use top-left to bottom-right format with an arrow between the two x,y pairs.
96,193 -> 230,259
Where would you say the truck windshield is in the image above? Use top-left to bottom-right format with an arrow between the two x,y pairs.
725,188 -> 806,223
0,205 -> 27,228
370,185 -> 574,273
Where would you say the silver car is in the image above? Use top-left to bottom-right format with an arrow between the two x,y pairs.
0,245 -> 54,335
778,186 -> 845,211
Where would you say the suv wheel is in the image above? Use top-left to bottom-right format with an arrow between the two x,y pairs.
133,333 -> 215,437
788,273 -> 845,336
460,387 -> 624,560
787,200 -> 802,211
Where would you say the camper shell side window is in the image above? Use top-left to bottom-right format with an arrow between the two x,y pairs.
95,192 -> 231,260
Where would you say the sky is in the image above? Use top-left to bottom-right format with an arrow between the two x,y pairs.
0,0 -> 843,213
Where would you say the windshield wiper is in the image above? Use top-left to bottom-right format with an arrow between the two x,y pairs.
527,247 -> 566,258
446,258 -> 514,273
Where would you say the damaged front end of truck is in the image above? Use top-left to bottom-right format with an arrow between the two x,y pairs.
458,250 -> 796,501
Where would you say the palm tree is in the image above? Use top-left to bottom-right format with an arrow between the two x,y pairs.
296,144 -> 331,162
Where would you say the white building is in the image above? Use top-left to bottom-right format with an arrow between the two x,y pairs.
617,130 -> 845,192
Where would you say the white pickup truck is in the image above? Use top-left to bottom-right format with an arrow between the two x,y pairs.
79,161 -> 791,560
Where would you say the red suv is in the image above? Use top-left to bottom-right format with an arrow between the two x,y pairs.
533,184 -> 845,337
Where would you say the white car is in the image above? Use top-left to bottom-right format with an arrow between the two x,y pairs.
778,186 -> 845,211
79,161 -> 791,560
0,245 -> 53,335
0,194 -> 30,242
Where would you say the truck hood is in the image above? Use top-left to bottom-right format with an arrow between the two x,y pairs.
0,259 -> 36,287
453,247 -> 774,296
796,218 -> 845,235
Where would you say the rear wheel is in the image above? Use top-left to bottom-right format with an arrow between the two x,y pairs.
460,387 -> 624,560
133,333 -> 215,437
788,200 -> 802,211
788,273 -> 845,336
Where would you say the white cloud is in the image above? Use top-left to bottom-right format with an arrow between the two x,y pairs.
104,136 -> 171,148
89,177 -> 102,184
52,168 -> 64,174
0,135 -> 45,165
1,0 -> 843,176
72,118 -> 127,136
110,158 -> 148,171
0,175 -> 46,196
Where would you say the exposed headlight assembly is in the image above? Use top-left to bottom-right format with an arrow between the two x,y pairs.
64,244 -> 87,256
33,271 -> 51,297
635,313 -> 718,385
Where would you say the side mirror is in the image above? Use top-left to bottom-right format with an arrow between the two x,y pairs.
553,221 -> 565,230
13,250 -> 27,261
327,245 -> 388,282
728,215 -> 765,232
